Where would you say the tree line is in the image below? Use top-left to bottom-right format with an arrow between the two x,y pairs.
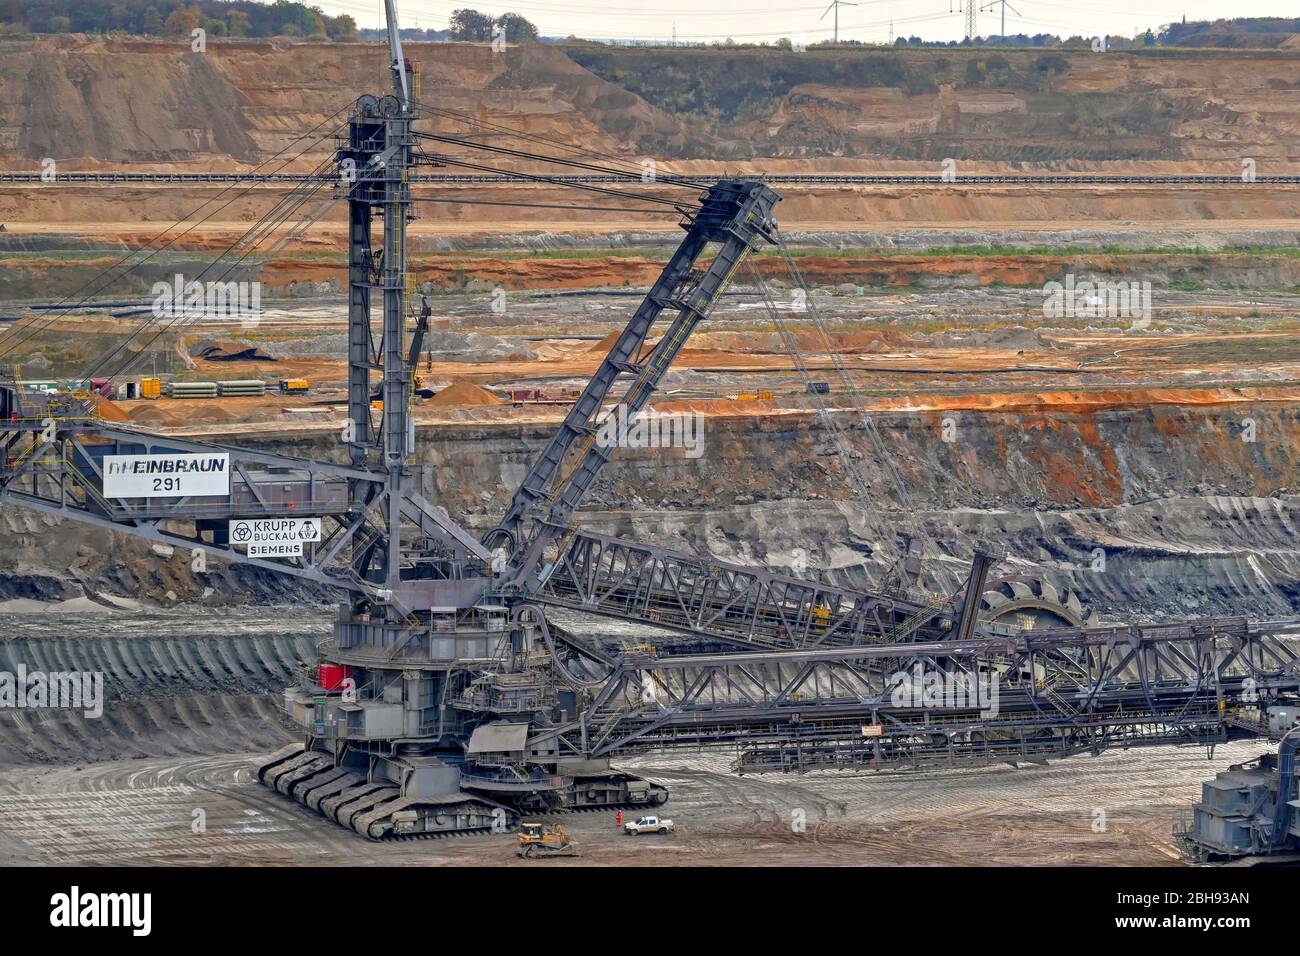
447,10 -> 537,43
1,1 -> 359,40
1,2 -> 540,43
4,2 -> 1288,50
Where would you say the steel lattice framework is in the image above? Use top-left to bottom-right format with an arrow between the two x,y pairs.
533,617 -> 1300,770
534,529 -> 957,650
3,0 -> 1298,840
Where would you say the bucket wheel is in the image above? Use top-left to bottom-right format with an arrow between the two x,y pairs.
979,576 -> 1098,687
979,576 -> 1098,631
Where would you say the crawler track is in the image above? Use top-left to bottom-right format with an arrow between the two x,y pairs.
257,747 -> 519,840
256,747 -> 670,837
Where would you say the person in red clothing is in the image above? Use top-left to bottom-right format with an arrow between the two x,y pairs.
615,810 -> 623,827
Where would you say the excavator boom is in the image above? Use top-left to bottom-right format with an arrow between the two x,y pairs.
487,181 -> 780,589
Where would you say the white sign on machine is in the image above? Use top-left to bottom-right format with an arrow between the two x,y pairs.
229,517 -> 322,557
102,453 -> 230,498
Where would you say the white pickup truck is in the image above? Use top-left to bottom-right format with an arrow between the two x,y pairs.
623,815 -> 674,835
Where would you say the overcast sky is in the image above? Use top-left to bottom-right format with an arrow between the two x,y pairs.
308,0 -> 1298,45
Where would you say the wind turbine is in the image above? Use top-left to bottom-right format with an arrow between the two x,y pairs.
820,0 -> 858,44
980,0 -> 1023,38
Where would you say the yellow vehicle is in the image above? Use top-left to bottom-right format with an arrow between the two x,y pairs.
515,822 -> 579,859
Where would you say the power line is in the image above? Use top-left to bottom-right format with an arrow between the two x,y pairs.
0,106 -> 352,363
409,118 -> 709,190
980,0 -> 1021,36
83,155 -> 342,383
532,9 -> 955,40
318,0 -> 1197,42
410,196 -> 675,213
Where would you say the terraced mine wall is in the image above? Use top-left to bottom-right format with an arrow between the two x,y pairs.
4,399 -> 1298,620
4,39 -> 1299,168
8,245 -> 1300,302
5,39 -> 1300,239
2,400 -> 1298,767
0,612 -> 324,767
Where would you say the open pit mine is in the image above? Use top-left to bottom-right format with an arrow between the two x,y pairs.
0,1 -> 1297,878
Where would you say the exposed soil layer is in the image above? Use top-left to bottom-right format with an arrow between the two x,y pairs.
4,402 -> 1298,621
5,185 -> 1300,236
4,273 -> 1299,617
238,249 -> 1300,293
4,39 -> 1300,167
3,38 -> 1300,237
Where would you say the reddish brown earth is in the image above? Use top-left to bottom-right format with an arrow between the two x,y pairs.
253,250 -> 1300,293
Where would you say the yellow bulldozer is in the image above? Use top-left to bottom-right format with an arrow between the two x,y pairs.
515,822 -> 580,859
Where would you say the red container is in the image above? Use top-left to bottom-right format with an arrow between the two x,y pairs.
318,664 -> 352,691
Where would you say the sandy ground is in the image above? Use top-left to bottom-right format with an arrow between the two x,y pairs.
90,319 -> 1300,436
13,276 -> 1287,440
0,613 -> 1265,868
0,741 -> 1260,867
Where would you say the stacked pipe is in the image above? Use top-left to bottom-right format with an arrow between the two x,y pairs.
163,381 -> 219,399
217,380 -> 266,397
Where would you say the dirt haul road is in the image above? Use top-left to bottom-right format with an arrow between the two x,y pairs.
0,741 -> 1255,867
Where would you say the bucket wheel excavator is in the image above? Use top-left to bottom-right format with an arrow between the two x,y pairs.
980,577 -> 1098,631
2,1 -> 1297,843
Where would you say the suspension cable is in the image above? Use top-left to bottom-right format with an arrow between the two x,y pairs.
772,235 -> 916,518
0,106 -> 353,361
413,128 -> 708,193
409,102 -> 709,190
111,183 -> 341,385
415,152 -> 696,215
409,196 -> 674,214
742,257 -> 908,575
83,157 -> 339,383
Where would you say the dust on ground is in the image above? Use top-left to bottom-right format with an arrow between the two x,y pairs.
0,741 -> 1251,867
